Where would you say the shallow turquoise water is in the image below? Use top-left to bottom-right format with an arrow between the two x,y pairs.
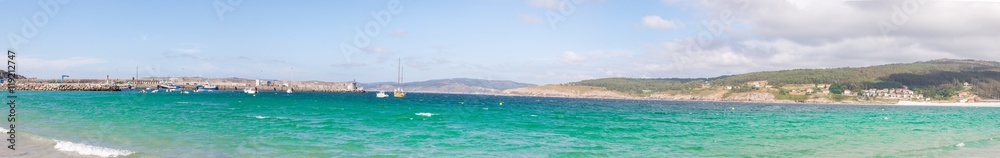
12,91 -> 1000,157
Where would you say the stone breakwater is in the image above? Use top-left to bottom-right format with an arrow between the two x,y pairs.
13,78 -> 364,92
12,83 -> 121,91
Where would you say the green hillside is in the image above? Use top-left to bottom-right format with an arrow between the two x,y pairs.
568,59 -> 1000,99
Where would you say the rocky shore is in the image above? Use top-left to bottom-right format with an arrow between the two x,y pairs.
12,83 -> 121,91
9,78 -> 365,92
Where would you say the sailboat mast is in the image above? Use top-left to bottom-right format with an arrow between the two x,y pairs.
397,58 -> 402,85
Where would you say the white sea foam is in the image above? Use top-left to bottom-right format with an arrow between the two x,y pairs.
0,128 -> 133,157
415,113 -> 435,117
54,140 -> 135,157
248,115 -> 290,120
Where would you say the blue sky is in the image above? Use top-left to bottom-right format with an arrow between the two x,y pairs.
3,0 -> 999,84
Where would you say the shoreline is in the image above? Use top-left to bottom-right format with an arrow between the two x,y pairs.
0,127 -> 134,158
487,92 -> 1000,107
22,89 -> 1000,107
13,90 -> 1000,157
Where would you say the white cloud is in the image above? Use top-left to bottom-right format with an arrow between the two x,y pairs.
392,29 -> 407,38
332,63 -> 368,69
364,47 -> 392,55
528,0 -> 561,9
173,48 -> 202,54
641,15 -> 679,30
20,57 -> 105,70
639,41 -> 753,74
559,50 -> 633,66
519,14 -> 543,24
610,0 -> 1000,79
562,51 -> 585,64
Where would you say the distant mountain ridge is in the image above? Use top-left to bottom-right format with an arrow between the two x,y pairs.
1,70 -> 26,79
360,78 -> 535,94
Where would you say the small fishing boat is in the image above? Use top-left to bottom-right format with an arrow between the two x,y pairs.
201,83 -> 218,90
244,87 -> 258,94
157,83 -> 180,90
376,91 -> 389,98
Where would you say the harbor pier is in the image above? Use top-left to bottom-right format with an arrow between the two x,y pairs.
9,78 -> 364,92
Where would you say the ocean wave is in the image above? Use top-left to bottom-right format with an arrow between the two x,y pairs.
247,115 -> 289,120
54,140 -> 135,157
415,113 -> 436,117
0,127 -> 134,158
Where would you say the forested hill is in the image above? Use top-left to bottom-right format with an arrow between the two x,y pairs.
567,59 -> 1000,99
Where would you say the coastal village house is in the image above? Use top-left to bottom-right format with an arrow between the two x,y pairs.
862,88 -> 922,100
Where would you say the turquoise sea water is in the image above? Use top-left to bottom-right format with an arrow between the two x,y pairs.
8,91 -> 1000,157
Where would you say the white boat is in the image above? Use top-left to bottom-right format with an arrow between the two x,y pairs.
376,91 -> 389,98
181,91 -> 190,94
286,88 -> 293,94
201,83 -> 218,90
244,87 -> 258,94
158,83 -> 180,90
151,90 -> 159,93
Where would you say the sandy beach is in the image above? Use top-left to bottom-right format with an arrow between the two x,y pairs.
491,90 -> 1000,107
0,127 -> 133,158
895,101 -> 1000,107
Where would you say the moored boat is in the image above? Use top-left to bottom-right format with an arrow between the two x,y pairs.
244,87 -> 258,94
394,58 -> 406,98
376,91 -> 389,98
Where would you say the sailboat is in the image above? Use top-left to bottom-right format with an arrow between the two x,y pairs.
286,67 -> 294,94
393,58 -> 406,98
